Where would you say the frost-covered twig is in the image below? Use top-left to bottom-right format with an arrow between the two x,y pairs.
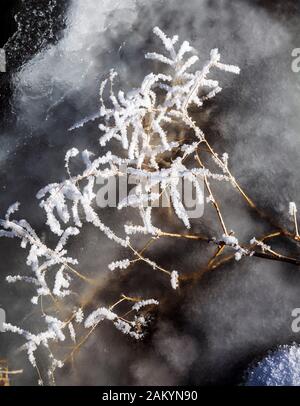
289,202 -> 299,239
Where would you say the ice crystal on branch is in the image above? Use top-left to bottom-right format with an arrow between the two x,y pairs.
0,204 -> 78,305
171,270 -> 179,290
0,26 -> 244,383
108,259 -> 131,271
289,201 -> 297,217
85,298 -> 158,341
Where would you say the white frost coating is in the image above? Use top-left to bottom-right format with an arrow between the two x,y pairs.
53,267 -> 71,298
222,234 -> 239,246
250,237 -> 271,253
113,319 -> 143,340
170,270 -> 179,290
68,322 -> 76,343
69,111 -> 101,132
221,234 -> 250,261
84,302 -> 154,341
132,299 -> 159,312
0,204 -> 78,305
234,252 -> 242,261
3,316 -> 66,370
245,345 -> 300,386
289,201 -> 297,216
84,307 -> 118,328
16,0 -> 138,96
1,24 -> 241,380
74,308 -> 84,324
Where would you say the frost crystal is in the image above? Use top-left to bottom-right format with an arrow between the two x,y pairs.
289,201 -> 297,216
132,299 -> 159,312
108,259 -> 131,271
84,307 -> 117,328
74,308 -> 84,324
246,345 -> 300,386
0,26 -> 242,382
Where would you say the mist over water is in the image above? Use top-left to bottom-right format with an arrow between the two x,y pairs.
1,0 -> 300,385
